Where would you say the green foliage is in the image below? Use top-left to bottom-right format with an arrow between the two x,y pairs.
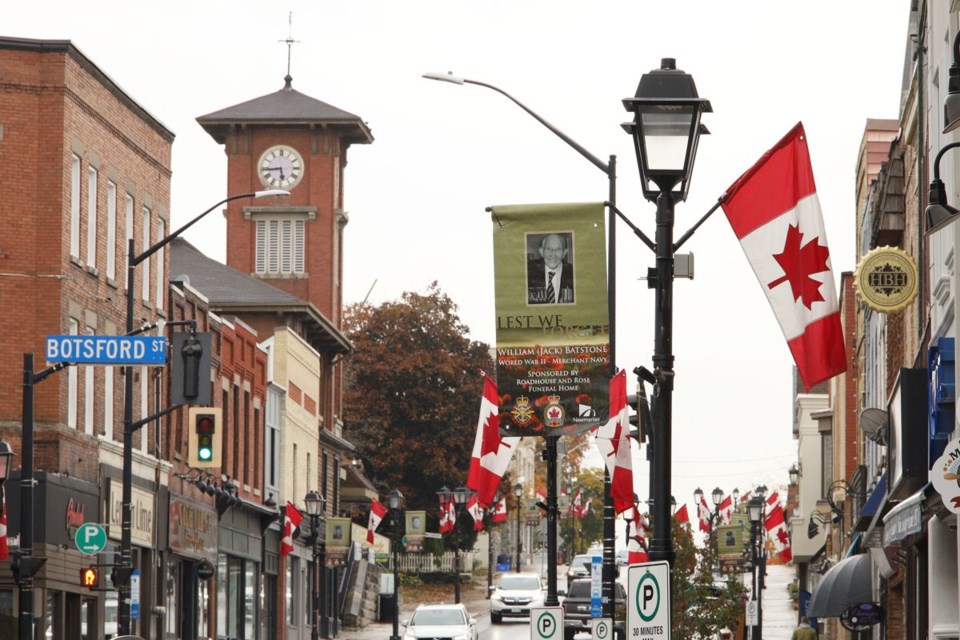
343,283 -> 494,514
561,468 -> 605,554
668,518 -> 749,640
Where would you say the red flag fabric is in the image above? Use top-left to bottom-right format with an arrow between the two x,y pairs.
674,503 -> 690,525
627,508 -> 648,564
721,122 -> 846,391
492,497 -> 508,523
764,503 -> 793,563
593,370 -> 634,514
718,495 -> 733,525
281,502 -> 303,557
697,496 -> 712,533
466,374 -> 515,506
466,494 -> 485,532
572,487 -> 585,518
0,491 -> 8,560
739,491 -> 752,505
367,499 -> 387,544
766,490 -> 780,507
536,488 -> 546,504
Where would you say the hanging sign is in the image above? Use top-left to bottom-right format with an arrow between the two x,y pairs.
853,246 -> 919,313
490,203 -> 611,438
931,435 -> 960,513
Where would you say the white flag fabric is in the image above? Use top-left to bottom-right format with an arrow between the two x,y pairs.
698,496 -> 712,533
466,374 -> 515,506
281,502 -> 303,557
764,503 -> 792,563
367,499 -> 387,544
721,122 -> 846,391
467,494 -> 485,532
492,497 -> 508,523
592,370 -> 634,514
718,495 -> 733,525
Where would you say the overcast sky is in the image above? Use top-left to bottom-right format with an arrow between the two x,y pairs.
7,2 -> 909,529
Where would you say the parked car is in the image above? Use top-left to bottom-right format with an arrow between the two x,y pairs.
489,573 -> 545,624
566,553 -> 598,587
402,603 -> 478,640
616,549 -> 629,566
561,578 -> 626,640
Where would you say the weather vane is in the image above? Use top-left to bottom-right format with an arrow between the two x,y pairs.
280,11 -> 299,86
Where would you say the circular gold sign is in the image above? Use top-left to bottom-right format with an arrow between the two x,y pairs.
854,246 -> 918,313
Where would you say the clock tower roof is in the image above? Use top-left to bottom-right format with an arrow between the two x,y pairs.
197,78 -> 373,146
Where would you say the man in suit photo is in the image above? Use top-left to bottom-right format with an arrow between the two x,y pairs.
527,233 -> 574,304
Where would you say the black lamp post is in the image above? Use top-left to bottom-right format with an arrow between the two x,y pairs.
747,496 -> 764,640
388,489 -> 404,640
621,59 -> 711,578
117,189 -> 288,634
486,493 -> 499,599
304,490 -> 327,640
437,486 -> 473,604
514,482 -> 523,573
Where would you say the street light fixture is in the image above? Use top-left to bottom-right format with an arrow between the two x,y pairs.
747,496 -> 764,640
117,188 -> 289,634
513,482 -> 524,574
0,441 -> 14,482
304,490 -> 327,640
621,58 -> 711,575
437,485 -> 474,604
788,464 -> 800,486
388,489 -> 404,640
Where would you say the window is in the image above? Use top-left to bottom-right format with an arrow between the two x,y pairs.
68,319 -> 79,429
285,557 -> 296,625
84,325 -> 95,435
217,554 -> 259,639
86,166 -> 98,267
70,155 -> 81,258
106,181 -> 117,279
124,195 -> 134,288
265,387 -> 281,496
104,366 -> 113,440
255,217 -> 305,275
155,218 -> 165,310
141,207 -> 151,302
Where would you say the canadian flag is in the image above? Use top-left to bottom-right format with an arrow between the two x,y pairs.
766,490 -> 780,507
368,499 -> 387,544
0,490 -> 8,560
466,374 -> 515,506
674,503 -> 690,525
571,487 -> 585,518
466,494 -> 485,532
739,491 -> 752,505
492,497 -> 508,523
536,487 -> 546,504
281,502 -> 303,558
721,122 -> 846,391
627,507 -> 649,564
592,370 -> 634,514
697,496 -> 712,533
718,494 -> 733,525
439,495 -> 455,534
764,503 -> 793,563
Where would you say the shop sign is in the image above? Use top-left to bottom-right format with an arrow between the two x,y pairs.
931,435 -> 960,514
169,497 -> 218,564
853,246 -> 919,313
326,517 -> 352,564
840,603 -> 883,631
107,480 -> 154,547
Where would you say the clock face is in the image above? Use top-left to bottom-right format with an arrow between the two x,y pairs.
258,145 -> 304,189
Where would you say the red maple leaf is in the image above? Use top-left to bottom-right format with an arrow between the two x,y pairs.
480,413 -> 504,457
767,224 -> 831,309
776,528 -> 789,545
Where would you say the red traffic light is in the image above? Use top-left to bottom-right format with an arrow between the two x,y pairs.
81,566 -> 99,589
195,414 -> 215,434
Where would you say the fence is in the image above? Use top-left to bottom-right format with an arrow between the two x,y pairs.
386,551 -> 479,574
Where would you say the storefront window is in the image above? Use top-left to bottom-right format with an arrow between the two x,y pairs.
105,587 -> 118,638
0,590 -> 14,637
218,553 -> 261,640
286,558 -> 296,625
81,597 -> 95,640
244,562 -> 257,634
44,591 -> 61,640
165,560 -> 179,636
218,554 -> 228,634
197,575 -> 210,639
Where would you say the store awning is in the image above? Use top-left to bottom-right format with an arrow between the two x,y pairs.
807,554 -> 873,618
882,483 -> 931,547
855,473 -> 887,531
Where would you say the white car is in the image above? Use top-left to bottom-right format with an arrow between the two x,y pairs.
490,573 -> 546,623
403,603 -> 478,640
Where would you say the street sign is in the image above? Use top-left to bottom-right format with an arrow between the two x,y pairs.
46,335 -> 166,365
530,607 -> 562,640
197,561 -> 215,581
74,523 -> 107,555
592,618 -> 613,640
745,599 -> 758,626
590,555 -> 603,617
627,561 -> 671,640
131,570 -> 140,619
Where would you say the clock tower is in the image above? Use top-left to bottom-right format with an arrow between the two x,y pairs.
197,75 -> 373,324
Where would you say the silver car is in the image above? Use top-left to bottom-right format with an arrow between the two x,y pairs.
490,573 -> 545,623
403,603 -> 478,640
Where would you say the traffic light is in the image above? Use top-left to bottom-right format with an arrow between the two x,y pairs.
81,566 -> 99,589
170,332 -> 212,406
188,406 -> 222,468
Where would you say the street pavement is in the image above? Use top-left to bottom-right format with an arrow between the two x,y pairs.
340,562 -> 800,640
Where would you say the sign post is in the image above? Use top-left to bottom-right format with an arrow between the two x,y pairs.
530,607 -> 563,640
627,562 -> 671,640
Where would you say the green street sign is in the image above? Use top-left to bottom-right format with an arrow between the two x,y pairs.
75,523 -> 107,555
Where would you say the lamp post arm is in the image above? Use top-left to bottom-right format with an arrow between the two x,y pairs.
674,199 -> 723,252
933,141 -> 960,182
606,202 -> 656,251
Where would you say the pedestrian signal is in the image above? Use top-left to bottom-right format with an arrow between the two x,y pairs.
81,566 -> 99,589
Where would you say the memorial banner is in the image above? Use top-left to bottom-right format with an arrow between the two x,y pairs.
491,202 -> 610,437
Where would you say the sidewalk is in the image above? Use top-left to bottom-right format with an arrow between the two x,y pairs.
760,564 -> 798,640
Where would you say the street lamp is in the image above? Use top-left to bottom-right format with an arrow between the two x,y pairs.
621,58 -> 711,574
117,188 -> 288,634
388,489 -> 404,640
747,496 -> 764,640
514,482 -> 523,573
788,464 -> 800,486
437,486 -> 474,604
304,490 -> 327,640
